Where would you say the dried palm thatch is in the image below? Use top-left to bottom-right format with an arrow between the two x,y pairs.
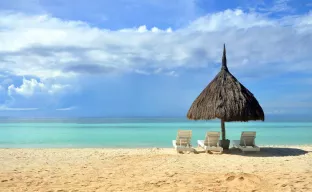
187,44 -> 264,142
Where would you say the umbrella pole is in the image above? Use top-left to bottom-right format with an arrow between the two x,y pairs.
221,119 -> 226,140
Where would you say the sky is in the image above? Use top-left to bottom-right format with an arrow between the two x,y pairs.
0,0 -> 311,118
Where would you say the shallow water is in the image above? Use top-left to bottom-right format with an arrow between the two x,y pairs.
0,118 -> 311,147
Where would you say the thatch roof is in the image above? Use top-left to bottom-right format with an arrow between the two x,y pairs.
187,44 -> 265,122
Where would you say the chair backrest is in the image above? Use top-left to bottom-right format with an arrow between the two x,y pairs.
204,132 -> 220,146
240,131 -> 256,146
176,130 -> 192,146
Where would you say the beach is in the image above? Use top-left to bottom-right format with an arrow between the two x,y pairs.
0,146 -> 311,192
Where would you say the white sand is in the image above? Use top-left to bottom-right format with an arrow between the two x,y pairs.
0,146 -> 311,192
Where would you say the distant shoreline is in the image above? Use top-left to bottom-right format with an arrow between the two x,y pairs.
0,115 -> 312,123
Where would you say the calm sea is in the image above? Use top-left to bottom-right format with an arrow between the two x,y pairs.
0,118 -> 311,148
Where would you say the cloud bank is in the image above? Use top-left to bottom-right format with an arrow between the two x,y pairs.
0,9 -> 311,80
0,5 -> 311,115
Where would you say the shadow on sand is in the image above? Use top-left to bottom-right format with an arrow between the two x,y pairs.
223,147 -> 310,157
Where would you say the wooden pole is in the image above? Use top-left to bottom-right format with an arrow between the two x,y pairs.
221,119 -> 226,140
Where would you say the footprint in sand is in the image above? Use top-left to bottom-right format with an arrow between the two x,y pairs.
226,176 -> 235,181
225,173 -> 262,185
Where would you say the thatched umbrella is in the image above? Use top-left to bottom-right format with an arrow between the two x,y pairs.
187,44 -> 264,149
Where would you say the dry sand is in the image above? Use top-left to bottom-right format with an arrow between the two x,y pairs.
0,146 -> 312,192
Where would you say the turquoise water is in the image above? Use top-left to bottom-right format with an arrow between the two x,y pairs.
0,118 -> 311,148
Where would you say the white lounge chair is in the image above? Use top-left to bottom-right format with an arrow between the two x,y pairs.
197,132 -> 223,153
232,131 -> 260,153
172,130 -> 194,153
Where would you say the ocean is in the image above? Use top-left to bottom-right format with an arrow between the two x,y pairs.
0,118 -> 311,148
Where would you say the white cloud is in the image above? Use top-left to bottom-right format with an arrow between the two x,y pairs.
0,9 -> 311,81
187,9 -> 276,31
0,106 -> 38,111
266,110 -> 286,115
154,68 -> 163,74
8,78 -> 70,97
138,25 -> 148,33
259,0 -> 294,13
134,69 -> 150,75
166,71 -> 179,77
56,106 -> 76,111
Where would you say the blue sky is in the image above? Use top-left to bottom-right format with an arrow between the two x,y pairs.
0,0 -> 311,118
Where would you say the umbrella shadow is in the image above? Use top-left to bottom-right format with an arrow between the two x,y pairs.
226,147 -> 309,157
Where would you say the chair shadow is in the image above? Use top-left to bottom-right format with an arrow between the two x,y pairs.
225,147 -> 309,157
192,148 -> 224,155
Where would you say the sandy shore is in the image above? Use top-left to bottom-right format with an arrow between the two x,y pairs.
0,146 -> 311,192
